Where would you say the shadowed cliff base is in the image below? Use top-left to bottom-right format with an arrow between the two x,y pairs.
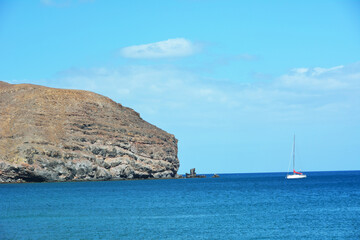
0,81 -> 179,183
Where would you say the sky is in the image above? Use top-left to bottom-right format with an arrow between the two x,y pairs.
1,0 -> 359,174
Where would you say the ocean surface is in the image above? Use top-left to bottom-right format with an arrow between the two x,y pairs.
1,171 -> 359,239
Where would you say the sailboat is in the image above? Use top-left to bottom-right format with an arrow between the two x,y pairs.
286,134 -> 307,179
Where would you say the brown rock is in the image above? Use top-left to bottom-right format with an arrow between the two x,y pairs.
0,81 -> 179,182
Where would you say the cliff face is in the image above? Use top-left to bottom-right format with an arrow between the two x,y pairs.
0,81 -> 179,183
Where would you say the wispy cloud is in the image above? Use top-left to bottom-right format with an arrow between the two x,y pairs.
278,65 -> 349,90
312,65 -> 344,76
120,38 -> 200,59
53,62 -> 360,127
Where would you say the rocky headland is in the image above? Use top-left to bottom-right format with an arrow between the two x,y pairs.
0,81 -> 179,183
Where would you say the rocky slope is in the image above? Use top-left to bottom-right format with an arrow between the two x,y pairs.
0,81 -> 179,183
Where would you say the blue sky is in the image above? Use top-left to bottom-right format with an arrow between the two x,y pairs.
1,0 -> 360,173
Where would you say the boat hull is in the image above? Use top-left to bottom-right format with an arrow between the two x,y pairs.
286,174 -> 307,179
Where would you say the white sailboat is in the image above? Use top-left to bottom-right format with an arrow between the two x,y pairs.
286,135 -> 307,179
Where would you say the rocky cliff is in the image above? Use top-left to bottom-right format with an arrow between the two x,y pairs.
0,81 -> 179,183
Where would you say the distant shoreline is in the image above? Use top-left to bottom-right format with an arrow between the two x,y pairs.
1,170 -> 359,184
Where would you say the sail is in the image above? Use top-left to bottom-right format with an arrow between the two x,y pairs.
293,170 -> 303,175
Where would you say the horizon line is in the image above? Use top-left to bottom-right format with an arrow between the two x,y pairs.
178,169 -> 360,175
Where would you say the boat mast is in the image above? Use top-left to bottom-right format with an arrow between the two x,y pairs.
293,134 -> 295,171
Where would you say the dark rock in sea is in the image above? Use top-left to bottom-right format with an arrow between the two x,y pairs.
212,174 -> 219,178
0,81 -> 179,183
185,168 -> 206,178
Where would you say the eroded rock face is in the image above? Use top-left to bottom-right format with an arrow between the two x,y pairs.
0,81 -> 179,183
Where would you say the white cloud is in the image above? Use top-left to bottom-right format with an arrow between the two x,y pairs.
120,38 -> 199,59
292,68 -> 309,74
51,62 -> 360,127
312,65 -> 344,76
278,65 -> 351,91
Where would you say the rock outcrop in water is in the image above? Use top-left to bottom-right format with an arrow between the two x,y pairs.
0,81 -> 179,183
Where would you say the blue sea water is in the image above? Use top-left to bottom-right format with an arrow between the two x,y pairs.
1,171 -> 359,240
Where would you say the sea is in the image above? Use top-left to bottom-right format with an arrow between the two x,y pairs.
1,171 -> 359,240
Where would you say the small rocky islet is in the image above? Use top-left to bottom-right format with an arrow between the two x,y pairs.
0,81 -> 179,183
